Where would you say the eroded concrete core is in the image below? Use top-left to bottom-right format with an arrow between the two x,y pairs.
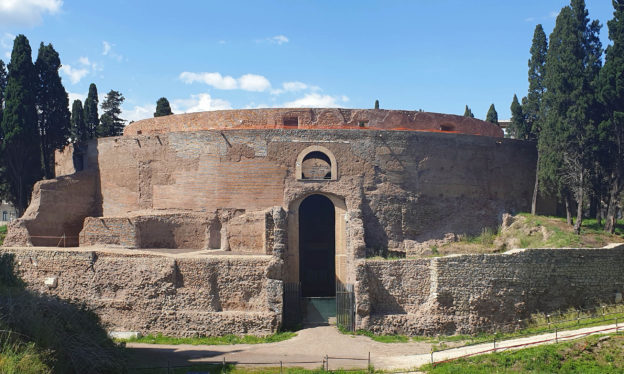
3,108 -> 614,337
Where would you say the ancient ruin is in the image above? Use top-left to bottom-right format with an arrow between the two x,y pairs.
2,108 -> 623,336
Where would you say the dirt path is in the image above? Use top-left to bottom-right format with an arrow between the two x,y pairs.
126,323 -> 622,371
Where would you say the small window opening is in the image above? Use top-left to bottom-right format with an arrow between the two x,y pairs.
137,130 -> 142,135
302,151 -> 332,180
207,220 -> 222,249
358,121 -> 368,128
283,117 -> 299,128
440,124 -> 454,131
2,212 -> 7,221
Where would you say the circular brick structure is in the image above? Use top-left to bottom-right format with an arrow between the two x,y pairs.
124,108 -> 503,138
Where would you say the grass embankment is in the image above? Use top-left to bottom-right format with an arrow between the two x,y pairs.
0,253 -> 126,373
422,333 -> 624,373
125,331 -> 296,345
431,214 -> 624,256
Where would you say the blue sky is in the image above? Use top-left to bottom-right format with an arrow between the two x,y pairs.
0,0 -> 615,122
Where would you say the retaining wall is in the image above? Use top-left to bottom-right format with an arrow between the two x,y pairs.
357,245 -> 624,335
0,248 -> 282,337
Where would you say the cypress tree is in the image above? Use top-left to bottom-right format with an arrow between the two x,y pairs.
0,60 -> 6,125
509,94 -> 529,139
540,1 -> 602,233
70,100 -> 87,142
374,99 -> 379,110
154,97 -> 172,117
83,83 -> 98,139
35,43 -> 70,179
525,25 -> 548,139
598,0 -> 624,233
463,105 -> 474,118
485,104 -> 499,125
0,35 -> 42,215
97,90 -> 125,137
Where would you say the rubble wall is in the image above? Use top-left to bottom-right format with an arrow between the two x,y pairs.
0,248 -> 282,337
357,245 -> 624,335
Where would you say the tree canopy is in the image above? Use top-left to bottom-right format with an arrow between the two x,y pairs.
83,83 -> 98,139
97,90 -> 125,137
463,105 -> 474,118
485,104 -> 499,125
154,97 -> 172,117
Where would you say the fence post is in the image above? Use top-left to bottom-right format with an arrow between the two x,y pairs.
493,338 -> 497,352
430,348 -> 434,365
555,327 -> 558,343
325,354 -> 329,371
280,360 -> 283,374
616,317 -> 619,335
368,351 -> 371,372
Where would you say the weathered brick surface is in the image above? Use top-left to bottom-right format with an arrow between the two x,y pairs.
124,108 -> 503,138
0,247 -> 281,337
357,246 -> 624,335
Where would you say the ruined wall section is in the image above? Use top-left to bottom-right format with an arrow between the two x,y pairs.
357,246 -> 624,335
1,248 -> 282,337
124,109 -> 503,138
3,173 -> 97,247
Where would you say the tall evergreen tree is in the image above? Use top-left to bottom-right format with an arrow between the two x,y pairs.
525,25 -> 548,140
374,99 -> 379,110
485,104 -> 499,125
35,43 -> 70,179
540,1 -> 603,233
508,94 -> 530,139
463,105 -> 474,118
154,97 -> 172,117
598,0 -> 624,233
0,35 -> 42,215
0,60 -> 7,125
70,100 -> 87,142
97,90 -> 125,137
83,83 -> 98,139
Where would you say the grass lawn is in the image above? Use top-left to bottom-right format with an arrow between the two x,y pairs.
123,331 -> 296,345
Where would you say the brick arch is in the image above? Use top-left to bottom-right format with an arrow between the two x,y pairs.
295,145 -> 338,181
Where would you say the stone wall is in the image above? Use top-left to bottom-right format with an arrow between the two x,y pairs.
0,247 -> 282,337
357,245 -> 624,335
124,109 -> 503,138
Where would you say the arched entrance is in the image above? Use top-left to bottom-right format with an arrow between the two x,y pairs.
299,194 -> 335,297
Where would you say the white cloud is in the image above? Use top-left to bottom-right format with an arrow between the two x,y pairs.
238,74 -> 271,92
172,93 -> 232,113
283,93 -> 349,108
102,41 -> 122,61
268,35 -> 289,45
102,41 -> 111,55
1,32 -> 15,59
271,81 -> 311,95
0,0 -> 62,27
179,71 -> 271,92
60,64 -> 89,84
122,104 -> 155,123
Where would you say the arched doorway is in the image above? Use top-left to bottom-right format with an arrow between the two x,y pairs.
298,194 -> 335,297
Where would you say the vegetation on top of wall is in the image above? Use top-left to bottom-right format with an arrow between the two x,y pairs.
0,225 -> 6,246
430,214 -> 624,257
421,333 -> 624,373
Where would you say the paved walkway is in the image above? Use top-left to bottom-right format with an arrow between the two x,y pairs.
126,323 -> 622,371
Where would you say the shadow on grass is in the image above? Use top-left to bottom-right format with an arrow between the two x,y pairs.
0,252 -> 127,374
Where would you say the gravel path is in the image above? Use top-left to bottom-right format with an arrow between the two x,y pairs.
126,323 -> 622,371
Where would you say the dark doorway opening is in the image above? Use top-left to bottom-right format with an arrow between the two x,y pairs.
299,194 -> 335,297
